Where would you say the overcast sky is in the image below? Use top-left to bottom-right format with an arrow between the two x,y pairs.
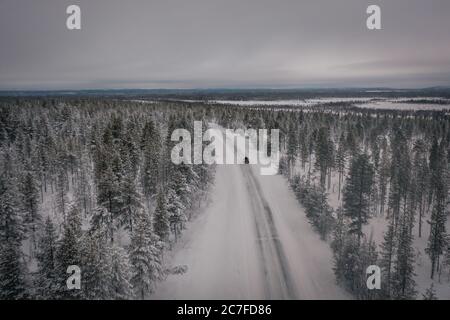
1,0 -> 449,90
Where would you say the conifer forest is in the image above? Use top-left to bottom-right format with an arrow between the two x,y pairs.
1,92 -> 450,300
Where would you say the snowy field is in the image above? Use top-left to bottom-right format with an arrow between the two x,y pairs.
209,98 -> 375,107
207,97 -> 450,111
355,101 -> 450,111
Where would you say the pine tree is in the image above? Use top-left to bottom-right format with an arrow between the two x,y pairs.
81,227 -> 112,299
305,185 -> 334,240
357,237 -> 378,300
110,244 -> 133,300
299,125 -> 309,170
75,151 -> 92,217
141,119 -> 162,198
422,283 -> 438,300
0,239 -> 27,299
331,207 -> 348,283
342,153 -> 374,245
166,189 -> 185,242
426,141 -> 448,279
378,144 -> 390,216
391,220 -> 416,299
412,139 -> 429,237
388,129 -> 411,230
335,134 -> 347,201
286,122 -> 297,179
153,191 -> 171,244
0,161 -> 27,299
119,157 -> 143,232
96,149 -> 122,222
315,127 -> 333,188
379,219 -> 396,299
55,205 -> 83,299
90,205 -> 114,243
130,210 -> 163,299
20,164 -> 40,232
55,167 -> 68,220
35,216 -> 58,299
333,235 -> 360,293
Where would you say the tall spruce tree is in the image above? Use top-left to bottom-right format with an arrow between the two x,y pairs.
153,191 -> 170,244
426,141 -> 448,279
342,153 -> 374,245
392,220 -> 416,299
141,119 -> 162,198
110,244 -> 133,299
0,160 -> 27,299
55,205 -> 83,299
130,210 -> 163,299
35,216 -> 58,299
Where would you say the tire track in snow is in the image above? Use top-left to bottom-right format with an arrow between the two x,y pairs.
242,165 -> 298,299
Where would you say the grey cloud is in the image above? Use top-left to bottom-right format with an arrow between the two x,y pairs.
0,0 -> 449,89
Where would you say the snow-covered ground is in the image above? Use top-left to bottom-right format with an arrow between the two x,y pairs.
178,97 -> 450,111
355,101 -> 450,111
152,130 -> 348,299
293,162 -> 450,299
209,98 -> 375,107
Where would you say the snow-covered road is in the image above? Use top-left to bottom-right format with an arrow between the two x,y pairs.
152,158 -> 348,299
152,127 -> 348,299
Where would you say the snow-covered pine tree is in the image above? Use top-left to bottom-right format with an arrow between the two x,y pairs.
81,227 -> 112,299
35,216 -> 58,299
55,205 -> 83,299
55,166 -> 68,220
90,205 -> 114,243
130,209 -> 163,299
412,139 -> 429,238
331,207 -> 348,283
387,128 -> 411,230
315,127 -> 333,189
74,150 -> 93,217
378,142 -> 390,216
299,124 -> 310,171
141,119 -> 162,198
426,140 -> 448,279
379,218 -> 396,299
0,155 -> 27,299
392,219 -> 416,300
97,161 -> 122,220
0,238 -> 27,300
357,237 -> 378,300
119,157 -> 143,232
286,121 -> 298,179
109,244 -> 133,300
335,133 -> 347,201
304,184 -> 334,240
427,137 -> 440,209
333,234 -> 359,293
422,283 -> 438,300
342,153 -> 374,245
20,162 -> 40,233
153,191 -> 171,244
121,119 -> 140,178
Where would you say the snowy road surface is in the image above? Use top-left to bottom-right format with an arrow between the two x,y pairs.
152,162 -> 348,299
